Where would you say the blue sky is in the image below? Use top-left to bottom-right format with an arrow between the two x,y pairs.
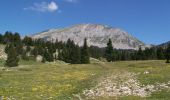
0,0 -> 170,44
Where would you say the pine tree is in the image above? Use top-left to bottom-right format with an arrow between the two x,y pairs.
0,34 -> 3,44
15,42 -> 23,56
37,46 -> 44,55
136,47 -> 144,60
71,45 -> 81,64
105,39 -> 114,62
23,36 -> 33,46
31,46 -> 38,57
143,48 -> 150,60
151,47 -> 157,60
157,47 -> 165,60
42,53 -> 46,63
81,38 -> 90,64
13,32 -> 21,45
5,43 -> 19,67
89,46 -> 102,59
61,46 -> 70,62
58,49 -> 62,60
47,43 -> 55,62
3,31 -> 13,44
166,44 -> 170,63
112,49 -> 117,61
43,48 -> 54,62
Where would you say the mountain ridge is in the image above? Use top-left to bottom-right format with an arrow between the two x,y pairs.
32,24 -> 148,50
158,41 -> 170,48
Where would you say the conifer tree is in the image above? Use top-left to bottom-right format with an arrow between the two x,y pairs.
3,31 -> 13,44
157,47 -> 165,60
105,39 -> 114,62
166,44 -> 170,63
60,46 -> 70,62
5,43 -> 19,67
13,32 -> 21,45
31,46 -> 38,57
143,48 -> 151,60
37,46 -> 44,55
0,34 -> 3,44
42,51 -> 46,63
15,42 -> 23,56
58,49 -> 63,60
81,38 -> 90,64
43,48 -> 54,62
71,45 -> 81,64
23,36 -> 33,46
136,47 -> 144,60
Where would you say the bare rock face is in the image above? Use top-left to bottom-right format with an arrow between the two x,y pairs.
32,24 -> 146,50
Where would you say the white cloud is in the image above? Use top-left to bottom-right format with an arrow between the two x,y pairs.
65,0 -> 78,3
24,1 -> 58,12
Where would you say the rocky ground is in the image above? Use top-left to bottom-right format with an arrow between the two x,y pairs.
0,45 -> 7,60
82,71 -> 170,99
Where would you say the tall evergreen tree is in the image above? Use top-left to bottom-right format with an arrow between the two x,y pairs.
105,39 -> 114,62
60,46 -> 70,63
13,32 -> 21,45
157,47 -> 165,60
81,38 -> 90,64
23,36 -> 33,46
31,46 -> 38,57
143,48 -> 151,60
15,42 -> 23,56
58,39 -> 81,64
5,43 -> 19,67
136,47 -> 144,60
58,49 -> 63,61
0,34 -> 3,44
150,47 -> 157,60
89,46 -> 105,59
71,45 -> 81,64
43,48 -> 54,62
3,31 -> 13,44
166,44 -> 170,63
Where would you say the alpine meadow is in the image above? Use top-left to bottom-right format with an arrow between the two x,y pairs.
0,0 -> 170,100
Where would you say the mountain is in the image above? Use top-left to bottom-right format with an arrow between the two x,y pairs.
32,24 -> 147,50
158,41 -> 170,48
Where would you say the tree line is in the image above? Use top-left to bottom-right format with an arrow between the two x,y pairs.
0,32 -> 90,67
104,39 -> 170,63
0,31 -> 170,67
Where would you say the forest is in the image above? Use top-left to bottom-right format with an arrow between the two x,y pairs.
0,31 -> 170,67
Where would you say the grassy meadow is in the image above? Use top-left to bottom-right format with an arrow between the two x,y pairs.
0,59 -> 170,100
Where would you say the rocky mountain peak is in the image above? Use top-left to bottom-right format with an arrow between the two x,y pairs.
32,24 -> 146,50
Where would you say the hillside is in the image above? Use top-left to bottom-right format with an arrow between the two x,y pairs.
32,24 -> 147,50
